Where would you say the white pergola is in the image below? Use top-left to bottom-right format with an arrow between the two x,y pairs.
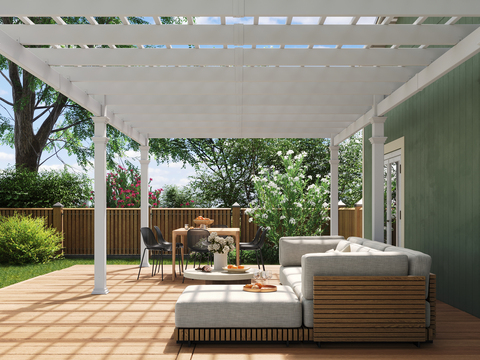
1,0 -> 479,294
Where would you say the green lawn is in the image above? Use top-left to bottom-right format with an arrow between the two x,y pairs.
0,258 -> 148,289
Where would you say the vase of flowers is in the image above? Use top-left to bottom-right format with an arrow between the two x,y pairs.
207,232 -> 235,270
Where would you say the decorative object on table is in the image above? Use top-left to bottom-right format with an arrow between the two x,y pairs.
243,284 -> 277,292
262,270 -> 273,284
207,231 -> 236,270
184,224 -> 189,230
222,265 -> 250,273
193,216 -> 214,227
195,265 -> 212,272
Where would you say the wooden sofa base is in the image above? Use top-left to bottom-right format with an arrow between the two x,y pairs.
175,274 -> 436,345
175,327 -> 314,343
313,275 -> 436,343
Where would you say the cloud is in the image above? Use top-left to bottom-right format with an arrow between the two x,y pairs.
258,17 -> 287,25
0,89 -> 8,96
0,152 -> 14,161
39,164 -> 64,171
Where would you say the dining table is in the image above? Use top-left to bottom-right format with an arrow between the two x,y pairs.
171,227 -> 241,281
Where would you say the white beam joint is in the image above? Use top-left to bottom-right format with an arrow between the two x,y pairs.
233,0 -> 245,18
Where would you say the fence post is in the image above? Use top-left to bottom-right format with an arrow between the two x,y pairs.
232,202 -> 241,229
52,202 -> 64,249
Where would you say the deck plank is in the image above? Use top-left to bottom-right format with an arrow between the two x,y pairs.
0,265 -> 479,359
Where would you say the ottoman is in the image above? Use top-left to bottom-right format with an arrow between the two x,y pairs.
175,285 -> 302,329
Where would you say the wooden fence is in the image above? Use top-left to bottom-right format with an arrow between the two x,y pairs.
0,205 -> 362,255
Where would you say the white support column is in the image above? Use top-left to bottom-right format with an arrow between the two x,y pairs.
369,117 -> 387,242
92,117 -> 109,295
140,143 -> 150,268
330,139 -> 340,236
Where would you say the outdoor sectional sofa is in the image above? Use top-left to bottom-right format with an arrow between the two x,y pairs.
175,235 -> 436,346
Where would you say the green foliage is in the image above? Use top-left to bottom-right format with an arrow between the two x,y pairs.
159,184 -> 197,208
150,138 -> 361,208
0,167 -> 91,208
247,151 -> 330,251
0,213 -> 63,265
338,132 -> 363,207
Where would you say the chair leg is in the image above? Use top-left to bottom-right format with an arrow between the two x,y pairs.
151,252 -> 156,277
255,250 -> 260,269
259,249 -> 265,271
137,248 -> 147,280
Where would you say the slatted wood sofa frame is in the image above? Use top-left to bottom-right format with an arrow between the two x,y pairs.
174,274 -> 436,345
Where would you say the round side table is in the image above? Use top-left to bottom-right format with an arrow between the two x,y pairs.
183,268 -> 254,285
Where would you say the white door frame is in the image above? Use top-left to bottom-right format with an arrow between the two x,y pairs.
384,137 -> 405,248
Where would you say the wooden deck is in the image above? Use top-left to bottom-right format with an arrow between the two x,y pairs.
0,265 -> 479,359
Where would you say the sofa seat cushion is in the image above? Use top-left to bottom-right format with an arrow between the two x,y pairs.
175,285 -> 302,328
301,252 -> 409,300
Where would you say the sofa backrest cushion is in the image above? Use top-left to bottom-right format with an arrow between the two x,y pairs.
384,246 -> 432,298
301,252 -> 409,300
279,236 -> 344,267
353,238 -> 390,251
347,237 -> 366,245
335,240 -> 352,252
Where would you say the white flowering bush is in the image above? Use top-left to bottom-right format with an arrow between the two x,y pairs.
246,150 -> 330,248
207,232 -> 236,254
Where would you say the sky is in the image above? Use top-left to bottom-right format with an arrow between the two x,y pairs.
0,16 -> 376,191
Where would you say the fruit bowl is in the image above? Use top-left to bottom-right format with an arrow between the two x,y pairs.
193,218 -> 214,226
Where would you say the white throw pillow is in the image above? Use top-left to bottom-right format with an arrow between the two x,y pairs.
340,244 -> 351,252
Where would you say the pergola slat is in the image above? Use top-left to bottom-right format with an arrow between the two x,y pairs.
4,24 -> 478,46
3,0 -> 480,17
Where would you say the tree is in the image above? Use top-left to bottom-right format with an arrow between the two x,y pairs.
0,16 -> 185,172
149,138 -> 362,208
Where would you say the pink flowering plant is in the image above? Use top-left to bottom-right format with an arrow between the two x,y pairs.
90,163 -> 163,208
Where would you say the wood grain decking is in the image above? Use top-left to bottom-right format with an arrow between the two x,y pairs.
0,265 -> 479,359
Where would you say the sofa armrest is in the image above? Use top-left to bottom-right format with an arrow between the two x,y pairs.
279,236 -> 344,267
301,252 -> 409,300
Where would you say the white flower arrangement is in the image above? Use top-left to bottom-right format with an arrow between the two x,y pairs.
207,232 -> 236,254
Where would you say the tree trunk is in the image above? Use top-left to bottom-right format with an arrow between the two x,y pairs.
9,63 -> 68,172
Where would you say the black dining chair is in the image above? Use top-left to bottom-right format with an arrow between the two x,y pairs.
239,227 -> 263,264
138,227 -> 171,280
183,228 -> 211,283
154,226 -> 183,278
239,227 -> 267,271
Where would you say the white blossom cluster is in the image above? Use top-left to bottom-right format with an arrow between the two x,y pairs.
207,232 -> 236,254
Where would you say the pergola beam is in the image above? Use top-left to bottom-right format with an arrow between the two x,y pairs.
110,104 -> 371,115
4,24 -> 478,46
55,66 -> 426,83
77,81 -> 402,96
3,0 -> 480,17
30,48 -> 449,66
104,94 -> 378,106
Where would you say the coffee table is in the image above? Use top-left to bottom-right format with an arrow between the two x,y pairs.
183,268 -> 255,285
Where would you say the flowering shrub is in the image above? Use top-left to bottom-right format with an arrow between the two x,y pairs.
246,150 -> 330,247
207,232 -> 236,254
89,164 -> 163,208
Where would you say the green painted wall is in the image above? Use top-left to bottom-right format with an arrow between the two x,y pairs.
363,17 -> 480,317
